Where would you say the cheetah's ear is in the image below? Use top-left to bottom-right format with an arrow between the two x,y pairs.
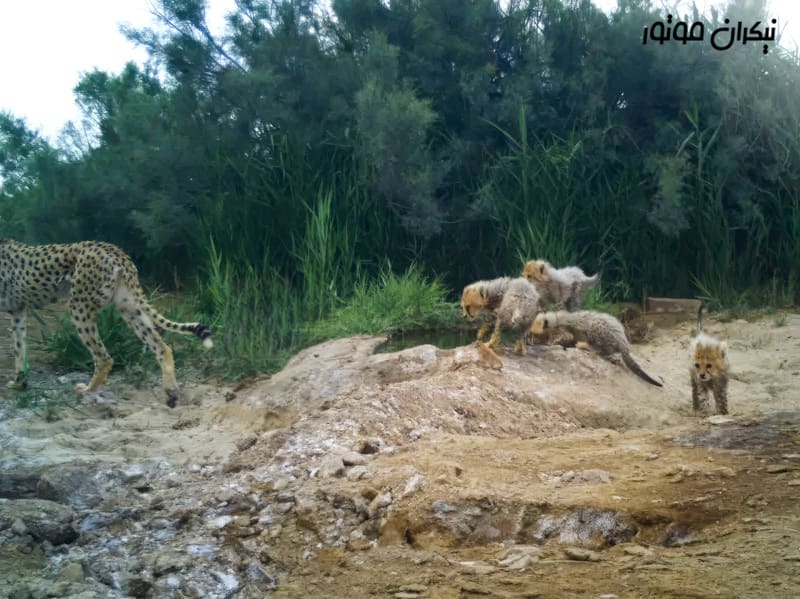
479,286 -> 488,299
719,341 -> 727,358
539,264 -> 546,275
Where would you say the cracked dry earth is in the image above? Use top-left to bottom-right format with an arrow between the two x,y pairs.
1,312 -> 799,598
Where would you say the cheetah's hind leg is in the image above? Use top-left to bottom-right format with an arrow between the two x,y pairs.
114,289 -> 180,407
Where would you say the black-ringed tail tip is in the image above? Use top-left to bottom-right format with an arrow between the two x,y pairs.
194,324 -> 213,349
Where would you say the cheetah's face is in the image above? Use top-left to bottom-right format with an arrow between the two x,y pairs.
460,286 -> 488,321
693,343 -> 728,382
522,260 -> 550,283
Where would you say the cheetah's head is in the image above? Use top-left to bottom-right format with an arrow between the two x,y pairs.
691,336 -> 729,382
522,259 -> 551,283
460,284 -> 489,321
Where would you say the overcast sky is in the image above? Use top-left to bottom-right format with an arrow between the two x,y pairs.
0,0 -> 797,144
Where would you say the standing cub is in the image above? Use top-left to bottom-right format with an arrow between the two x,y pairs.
461,277 -> 541,354
689,305 -> 730,414
522,259 -> 600,311
532,310 -> 662,386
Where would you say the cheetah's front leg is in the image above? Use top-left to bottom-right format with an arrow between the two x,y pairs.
476,313 -> 496,342
69,305 -> 114,395
691,377 -> 709,412
487,319 -> 502,350
713,379 -> 729,415
7,311 -> 28,390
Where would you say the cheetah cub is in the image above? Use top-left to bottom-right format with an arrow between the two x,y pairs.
461,277 -> 541,354
522,259 -> 600,310
532,310 -> 662,386
689,305 -> 730,415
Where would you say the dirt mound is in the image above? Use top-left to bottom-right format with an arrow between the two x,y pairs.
219,333 -> 677,449
1,312 -> 799,597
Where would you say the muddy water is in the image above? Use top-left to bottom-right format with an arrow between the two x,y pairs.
376,328 -> 476,353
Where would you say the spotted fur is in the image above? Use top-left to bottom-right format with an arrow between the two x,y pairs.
0,239 -> 212,407
532,309 -> 662,387
522,259 -> 600,311
461,277 -> 541,355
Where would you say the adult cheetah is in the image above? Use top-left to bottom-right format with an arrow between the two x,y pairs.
0,239 -> 212,407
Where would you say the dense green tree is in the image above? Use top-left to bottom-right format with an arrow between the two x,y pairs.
1,0 -> 797,310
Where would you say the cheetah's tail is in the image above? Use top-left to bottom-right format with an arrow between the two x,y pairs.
621,352 -> 662,387
696,303 -> 705,335
583,271 -> 602,290
144,304 -> 213,349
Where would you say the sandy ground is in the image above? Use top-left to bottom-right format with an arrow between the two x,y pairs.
0,310 -> 799,598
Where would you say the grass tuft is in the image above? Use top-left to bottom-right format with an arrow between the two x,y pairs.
309,264 -> 456,340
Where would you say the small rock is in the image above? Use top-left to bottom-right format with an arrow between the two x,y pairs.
236,434 -> 258,452
432,500 -> 456,514
11,518 -> 27,536
151,550 -> 191,576
368,492 -> 392,517
338,451 -> 367,467
598,595 -> 620,599
746,495 -> 768,507
397,584 -> 428,593
458,560 -> 497,575
706,415 -> 735,425
623,544 -> 654,557
707,466 -> 736,478
563,547 -> 602,562
347,530 -> 373,552
276,492 -> 295,503
46,581 -> 73,597
0,498 -> 77,545
36,464 -> 105,509
149,518 -> 173,530
766,464 -> 791,474
354,438 -> 381,455
787,480 -> 800,487
660,522 -> 696,547
499,554 -> 536,570
209,515 -> 234,530
402,473 -> 426,497
122,464 -> 147,483
318,455 -> 345,478
186,544 -> 218,559
346,466 -> 370,481
273,502 -> 293,514
212,570 -> 240,593
126,576 -> 152,598
57,562 -> 85,583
